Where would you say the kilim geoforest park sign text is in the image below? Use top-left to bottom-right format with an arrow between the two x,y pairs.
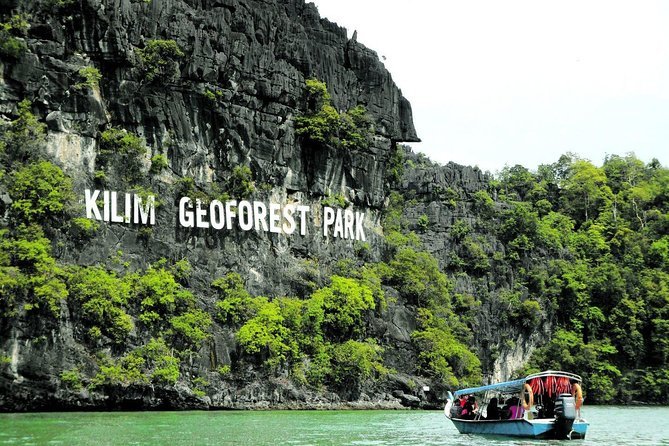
84,189 -> 367,241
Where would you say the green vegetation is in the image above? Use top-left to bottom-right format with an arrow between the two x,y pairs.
321,193 -> 347,208
0,84 -> 666,405
203,89 -> 223,102
98,127 -> 147,184
74,67 -> 102,90
487,154 -> 669,403
0,14 -> 29,59
60,368 -> 83,390
295,79 -> 372,150
0,99 -> 46,163
150,154 -> 169,174
136,39 -> 184,83
228,165 -> 255,198
8,161 -> 74,226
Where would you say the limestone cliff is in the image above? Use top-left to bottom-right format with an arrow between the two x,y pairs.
0,0 -> 545,412
0,0 -> 431,410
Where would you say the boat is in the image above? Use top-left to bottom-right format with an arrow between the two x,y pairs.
445,370 -> 588,440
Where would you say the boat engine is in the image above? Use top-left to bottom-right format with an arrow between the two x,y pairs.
553,393 -> 577,439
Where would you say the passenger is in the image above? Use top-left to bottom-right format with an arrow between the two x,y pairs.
461,396 -> 478,420
506,396 -> 524,419
485,397 -> 501,420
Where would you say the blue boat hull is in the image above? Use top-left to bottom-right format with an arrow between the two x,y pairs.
450,418 -> 588,439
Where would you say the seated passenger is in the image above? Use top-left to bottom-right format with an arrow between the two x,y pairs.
485,397 -> 501,420
506,396 -> 524,419
460,396 -> 478,420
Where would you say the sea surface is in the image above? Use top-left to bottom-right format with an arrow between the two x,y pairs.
1,406 -> 668,445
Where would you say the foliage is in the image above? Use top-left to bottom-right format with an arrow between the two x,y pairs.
417,214 -> 429,231
60,369 -> 83,390
237,299 -> 297,368
7,161 -> 74,227
525,329 -> 620,403
150,154 -> 169,174
90,338 -> 181,388
321,193 -> 347,208
311,276 -> 376,341
140,338 -> 180,385
90,353 -> 147,388
98,127 -> 147,184
386,144 -> 405,186
203,89 -> 223,102
68,267 -> 133,342
0,225 -> 67,316
388,247 -> 451,308
169,309 -> 212,346
0,99 -> 46,163
329,339 -> 387,389
412,323 -> 481,388
136,39 -> 184,83
0,14 -> 29,59
228,165 -> 255,198
69,217 -> 99,241
213,272 -> 256,324
132,263 -> 195,329
74,67 -> 102,90
295,78 -> 372,149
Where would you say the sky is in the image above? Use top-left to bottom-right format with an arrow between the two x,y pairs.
310,1 -> 669,173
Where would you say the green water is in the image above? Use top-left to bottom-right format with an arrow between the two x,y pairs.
1,406 -> 668,445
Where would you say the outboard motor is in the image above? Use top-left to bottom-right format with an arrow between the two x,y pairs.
554,393 -> 577,439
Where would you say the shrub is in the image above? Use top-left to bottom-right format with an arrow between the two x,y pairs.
329,339 -> 387,389
411,324 -> 481,388
98,128 -> 147,183
0,99 -> 46,162
388,247 -> 451,308
228,165 -> 255,198
136,39 -> 184,83
203,89 -> 223,102
60,368 -> 83,390
68,267 -> 133,342
169,309 -> 212,346
141,338 -> 180,385
7,161 -> 74,227
132,265 -> 195,327
0,15 -> 29,59
74,67 -> 102,90
295,79 -> 372,149
310,276 -> 375,341
150,154 -> 169,174
237,299 -> 297,368
90,353 -> 147,388
32,275 -> 68,316
213,272 -> 255,324
69,217 -> 99,241
321,193 -> 347,208
417,214 -> 429,231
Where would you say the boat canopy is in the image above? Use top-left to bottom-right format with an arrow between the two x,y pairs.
453,370 -> 582,398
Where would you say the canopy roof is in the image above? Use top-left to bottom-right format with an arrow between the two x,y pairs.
453,370 -> 582,397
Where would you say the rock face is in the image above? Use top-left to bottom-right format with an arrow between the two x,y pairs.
0,0 -> 539,412
1,0 -> 421,291
0,0 -> 434,411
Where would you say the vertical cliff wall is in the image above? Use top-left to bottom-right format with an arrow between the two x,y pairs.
0,0 -> 428,410
1,0 -> 549,411
1,0 -> 418,295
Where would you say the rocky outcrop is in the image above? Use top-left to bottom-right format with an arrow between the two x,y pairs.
0,0 -> 543,412
0,0 -> 434,411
